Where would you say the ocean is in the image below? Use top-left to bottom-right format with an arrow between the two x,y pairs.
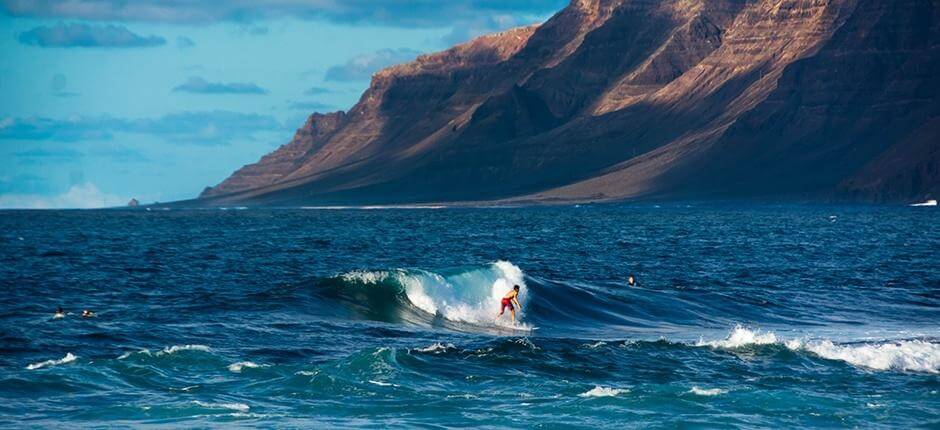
1,204 -> 937,428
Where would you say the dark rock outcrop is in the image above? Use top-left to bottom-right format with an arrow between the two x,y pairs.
197,0 -> 939,206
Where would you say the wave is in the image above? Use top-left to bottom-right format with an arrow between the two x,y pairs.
579,386 -> 628,397
698,326 -> 940,374
228,361 -> 265,373
192,401 -> 250,412
411,343 -> 456,354
159,344 -> 212,355
696,325 -> 778,348
26,352 -> 77,370
304,261 -> 877,337
688,386 -> 727,396
325,261 -> 531,329
787,339 -> 940,374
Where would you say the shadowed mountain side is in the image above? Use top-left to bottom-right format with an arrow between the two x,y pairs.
195,0 -> 939,207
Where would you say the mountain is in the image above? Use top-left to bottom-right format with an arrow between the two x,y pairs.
197,0 -> 939,206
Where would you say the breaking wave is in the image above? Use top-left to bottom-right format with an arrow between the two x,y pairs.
698,326 -> 940,374
580,386 -> 628,397
696,325 -> 778,348
324,261 -> 531,329
688,387 -> 727,396
26,352 -> 77,370
788,339 -> 940,374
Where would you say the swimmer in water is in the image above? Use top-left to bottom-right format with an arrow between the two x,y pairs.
54,307 -> 66,319
628,275 -> 637,287
81,310 -> 95,318
497,285 -> 522,323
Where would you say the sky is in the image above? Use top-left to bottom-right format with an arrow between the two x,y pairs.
0,0 -> 566,208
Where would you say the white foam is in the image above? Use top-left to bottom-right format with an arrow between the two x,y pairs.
341,270 -> 392,285
700,326 -> 940,374
158,344 -> 211,355
689,386 -> 727,396
118,349 -> 152,359
413,343 -> 455,353
696,326 -> 778,348
192,401 -> 249,412
228,361 -> 265,373
368,380 -> 399,387
787,339 -> 940,374
583,341 -> 607,349
26,352 -> 77,370
579,385 -> 628,397
910,199 -> 937,207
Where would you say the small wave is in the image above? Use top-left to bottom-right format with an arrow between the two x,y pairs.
787,339 -> 940,374
696,326 -> 777,348
228,361 -> 265,373
689,386 -> 727,396
582,341 -> 607,349
412,343 -> 455,354
579,385 -> 628,397
158,344 -> 212,355
118,349 -> 152,359
368,380 -> 399,387
192,401 -> 250,412
26,352 -> 77,370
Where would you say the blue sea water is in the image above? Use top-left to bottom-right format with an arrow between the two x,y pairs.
0,204 -> 937,428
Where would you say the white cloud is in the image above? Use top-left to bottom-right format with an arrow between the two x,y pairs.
0,182 -> 125,209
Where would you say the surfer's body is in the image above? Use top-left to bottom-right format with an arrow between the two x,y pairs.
497,285 -> 522,323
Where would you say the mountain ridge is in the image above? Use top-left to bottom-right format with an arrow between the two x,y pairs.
196,0 -> 938,206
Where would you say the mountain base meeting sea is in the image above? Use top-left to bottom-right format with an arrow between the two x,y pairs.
0,204 -> 937,428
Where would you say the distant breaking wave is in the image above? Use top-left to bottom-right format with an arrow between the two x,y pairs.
698,326 -> 940,374
26,352 -> 77,370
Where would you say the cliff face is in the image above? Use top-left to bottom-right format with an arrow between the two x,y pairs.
200,0 -> 939,206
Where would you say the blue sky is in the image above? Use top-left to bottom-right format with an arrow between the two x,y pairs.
0,0 -> 564,208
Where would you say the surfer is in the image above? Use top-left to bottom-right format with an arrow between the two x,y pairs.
628,275 -> 637,287
81,310 -> 95,318
497,285 -> 522,323
54,307 -> 66,319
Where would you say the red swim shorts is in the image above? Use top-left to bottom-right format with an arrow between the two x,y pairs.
501,298 -> 514,312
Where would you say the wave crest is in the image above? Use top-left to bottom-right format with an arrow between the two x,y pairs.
788,339 -> 940,374
26,352 -> 77,370
579,386 -> 628,397
696,326 -> 777,348
333,261 -> 530,328
699,326 -> 939,374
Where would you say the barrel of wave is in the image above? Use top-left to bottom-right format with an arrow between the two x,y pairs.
398,261 -> 532,329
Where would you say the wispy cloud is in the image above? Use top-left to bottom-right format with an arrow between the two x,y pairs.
18,22 -> 165,48
0,111 -> 285,145
172,77 -> 267,95
1,1 -> 567,27
325,48 -> 422,82
0,182 -> 125,209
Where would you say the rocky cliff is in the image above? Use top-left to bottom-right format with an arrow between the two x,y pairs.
199,0 -> 939,205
